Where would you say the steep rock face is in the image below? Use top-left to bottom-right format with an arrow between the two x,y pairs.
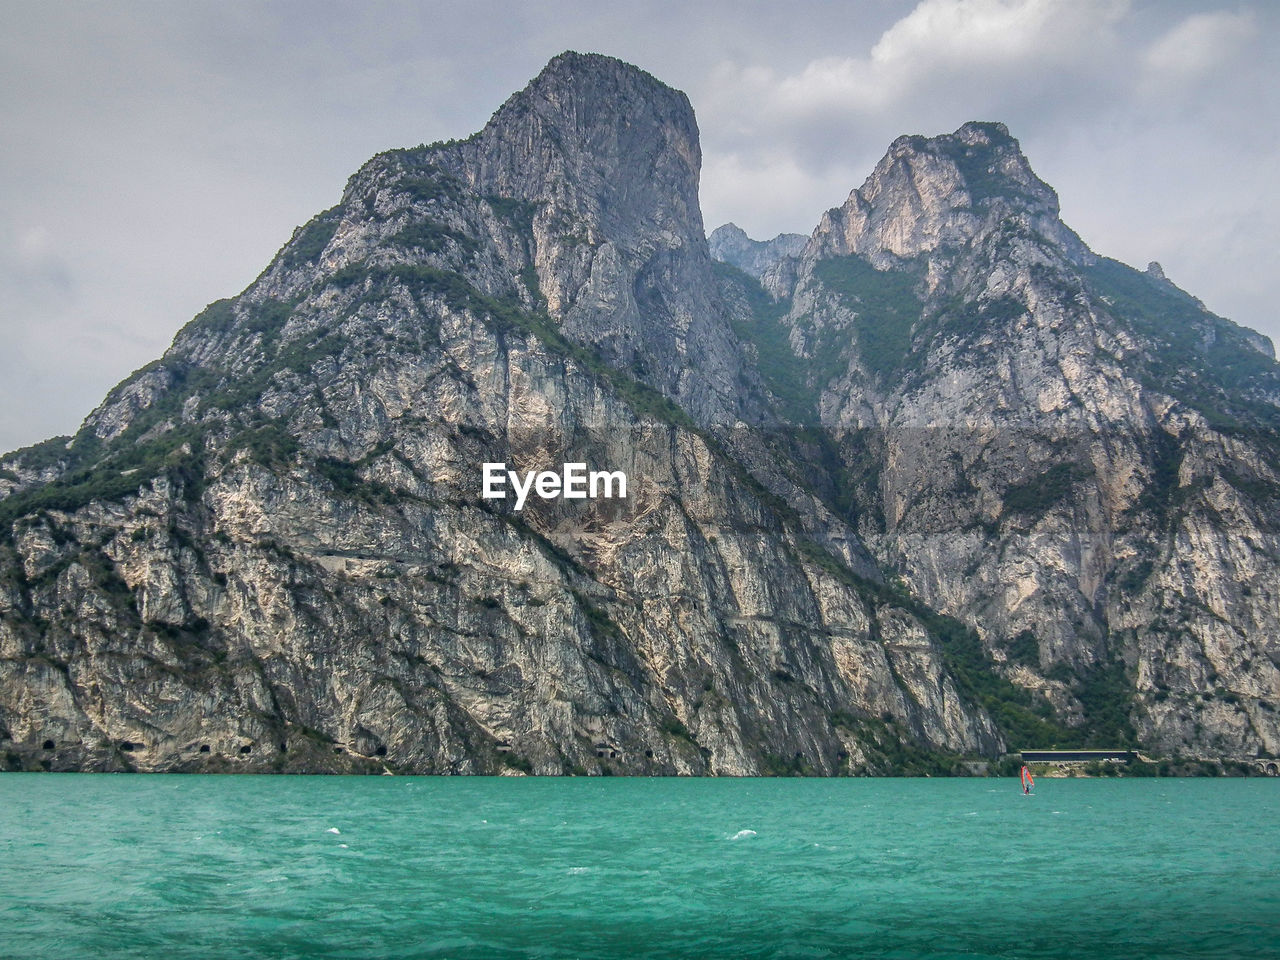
0,55 -> 1000,775
803,122 -> 1090,268
451,51 -> 748,427
746,123 -> 1280,759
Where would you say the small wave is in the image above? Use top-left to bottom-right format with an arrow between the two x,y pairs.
338,843 -> 349,849
567,867 -> 591,874
327,828 -> 341,835
729,829 -> 757,841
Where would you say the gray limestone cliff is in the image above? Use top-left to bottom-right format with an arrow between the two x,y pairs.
1,60 -> 1277,775
740,121 -> 1280,761
709,223 -> 807,280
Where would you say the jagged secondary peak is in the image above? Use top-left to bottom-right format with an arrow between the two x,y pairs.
809,121 -> 1089,265
708,223 -> 808,280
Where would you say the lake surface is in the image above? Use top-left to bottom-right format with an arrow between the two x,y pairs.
2,775 -> 1277,959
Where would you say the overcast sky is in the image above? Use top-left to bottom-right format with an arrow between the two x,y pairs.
2,0 -> 1277,454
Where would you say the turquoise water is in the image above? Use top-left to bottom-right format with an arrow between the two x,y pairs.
2,776 -> 1278,959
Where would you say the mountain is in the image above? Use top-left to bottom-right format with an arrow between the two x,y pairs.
717,120 -> 1280,763
2,54 -> 1277,775
708,223 -> 807,280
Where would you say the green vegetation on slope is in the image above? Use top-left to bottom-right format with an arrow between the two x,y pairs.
1,435 -> 74,474
277,206 -> 342,273
711,261 -> 815,422
388,219 -> 479,257
811,255 -> 925,385
797,549 -> 1136,752
829,712 -> 979,777
388,164 -> 467,208
1085,257 -> 1280,433
1001,462 -> 1091,518
942,133 -> 1042,205
0,423 -> 208,533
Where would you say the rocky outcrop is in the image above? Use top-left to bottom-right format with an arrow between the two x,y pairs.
2,57 -> 1277,776
709,223 -> 807,280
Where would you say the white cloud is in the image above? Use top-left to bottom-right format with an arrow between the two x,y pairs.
16,225 -> 54,264
700,151 -> 864,243
704,0 -> 1129,134
1141,10 -> 1256,92
698,0 -> 1138,240
3,223 -> 73,302
871,0 -> 1126,70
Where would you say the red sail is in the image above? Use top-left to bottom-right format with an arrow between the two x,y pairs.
1020,766 -> 1034,789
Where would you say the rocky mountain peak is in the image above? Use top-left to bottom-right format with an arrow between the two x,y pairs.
709,222 -> 751,247
305,51 -> 742,426
459,51 -> 704,248
808,120 -> 1088,266
708,223 -> 808,280
446,51 -> 746,425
